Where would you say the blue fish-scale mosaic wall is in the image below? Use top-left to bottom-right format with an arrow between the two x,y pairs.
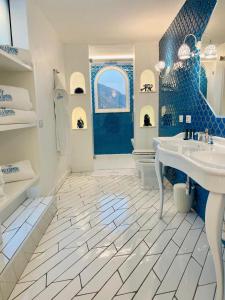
159,0 -> 221,220
159,0 -> 219,137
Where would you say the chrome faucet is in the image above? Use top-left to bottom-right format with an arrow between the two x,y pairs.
208,134 -> 213,145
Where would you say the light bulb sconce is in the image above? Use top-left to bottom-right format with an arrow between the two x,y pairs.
155,60 -> 167,78
178,33 -> 200,60
155,60 -> 184,79
155,33 -> 217,79
201,42 -> 217,60
178,34 -> 217,61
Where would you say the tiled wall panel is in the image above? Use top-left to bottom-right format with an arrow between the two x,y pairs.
159,0 -> 219,219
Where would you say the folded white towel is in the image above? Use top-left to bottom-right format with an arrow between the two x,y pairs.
0,185 -> 5,198
0,169 -> 5,198
0,109 -> 36,125
0,85 -> 32,110
0,160 -> 35,183
0,167 -> 4,185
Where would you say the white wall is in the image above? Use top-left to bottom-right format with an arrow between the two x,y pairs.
27,0 -> 70,194
134,42 -> 159,149
64,44 -> 94,172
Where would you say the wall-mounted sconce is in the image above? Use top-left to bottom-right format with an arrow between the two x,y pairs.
178,34 -> 217,60
155,61 -> 165,72
155,61 -> 168,78
201,42 -> 217,59
155,34 -> 217,81
178,34 -> 200,60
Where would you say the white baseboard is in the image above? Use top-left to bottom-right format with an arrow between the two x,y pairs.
48,168 -> 71,196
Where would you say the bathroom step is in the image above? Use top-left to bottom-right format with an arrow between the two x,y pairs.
0,123 -> 37,133
0,177 -> 39,223
0,196 -> 57,300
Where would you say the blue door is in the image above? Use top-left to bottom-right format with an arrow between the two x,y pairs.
91,63 -> 134,155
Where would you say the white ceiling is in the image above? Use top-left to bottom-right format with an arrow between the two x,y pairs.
35,0 -> 185,44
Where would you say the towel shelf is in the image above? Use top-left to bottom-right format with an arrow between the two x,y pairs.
0,176 -> 39,222
0,123 -> 37,132
0,49 -> 32,72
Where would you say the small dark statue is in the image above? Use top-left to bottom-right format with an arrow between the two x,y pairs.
74,87 -> 84,94
143,114 -> 152,127
77,118 -> 84,129
141,84 -> 153,93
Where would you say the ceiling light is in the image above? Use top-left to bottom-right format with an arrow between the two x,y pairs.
204,44 -> 217,59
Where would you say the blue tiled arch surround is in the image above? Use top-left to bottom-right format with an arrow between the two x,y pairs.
91,63 -> 134,155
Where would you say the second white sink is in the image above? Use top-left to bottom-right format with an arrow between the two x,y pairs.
191,151 -> 225,169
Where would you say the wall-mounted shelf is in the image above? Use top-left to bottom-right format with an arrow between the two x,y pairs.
70,72 -> 86,94
140,69 -> 156,93
140,105 -> 156,127
0,49 -> 32,72
140,91 -> 157,94
1,176 -> 39,222
72,128 -> 88,131
140,126 -> 157,128
0,123 -> 37,133
72,107 -> 87,130
70,93 -> 86,96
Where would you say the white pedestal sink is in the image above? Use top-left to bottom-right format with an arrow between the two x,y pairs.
154,134 -> 225,300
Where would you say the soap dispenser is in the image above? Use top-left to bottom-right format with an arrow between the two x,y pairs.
184,129 -> 189,140
189,129 -> 193,140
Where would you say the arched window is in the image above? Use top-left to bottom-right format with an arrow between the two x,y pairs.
94,66 -> 130,113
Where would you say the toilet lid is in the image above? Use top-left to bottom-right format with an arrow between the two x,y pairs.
133,149 -> 155,155
139,159 -> 155,163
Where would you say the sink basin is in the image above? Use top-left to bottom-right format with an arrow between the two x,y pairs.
155,134 -> 225,300
191,151 -> 225,169
161,140 -> 206,154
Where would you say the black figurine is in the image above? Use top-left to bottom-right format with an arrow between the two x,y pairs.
77,118 -> 84,129
144,114 -> 152,127
74,87 -> 84,94
141,84 -> 153,92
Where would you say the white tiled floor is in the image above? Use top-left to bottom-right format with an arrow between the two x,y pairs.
94,155 -> 135,172
9,168 -> 220,300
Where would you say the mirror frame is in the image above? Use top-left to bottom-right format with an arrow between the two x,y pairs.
198,0 -> 225,118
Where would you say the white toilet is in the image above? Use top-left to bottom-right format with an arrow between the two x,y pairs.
132,149 -> 155,181
140,159 -> 158,190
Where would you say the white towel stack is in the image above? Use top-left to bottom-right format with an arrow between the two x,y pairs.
0,85 -> 37,125
0,160 -> 35,202
0,160 -> 35,183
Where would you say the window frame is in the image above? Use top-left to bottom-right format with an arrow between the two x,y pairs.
0,0 -> 13,45
8,0 -> 13,45
94,66 -> 130,113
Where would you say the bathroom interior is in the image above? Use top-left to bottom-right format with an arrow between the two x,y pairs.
0,0 -> 225,299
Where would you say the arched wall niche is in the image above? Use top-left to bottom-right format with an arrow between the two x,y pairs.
72,107 -> 87,129
140,105 -> 156,127
70,72 -> 86,95
140,69 -> 156,93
